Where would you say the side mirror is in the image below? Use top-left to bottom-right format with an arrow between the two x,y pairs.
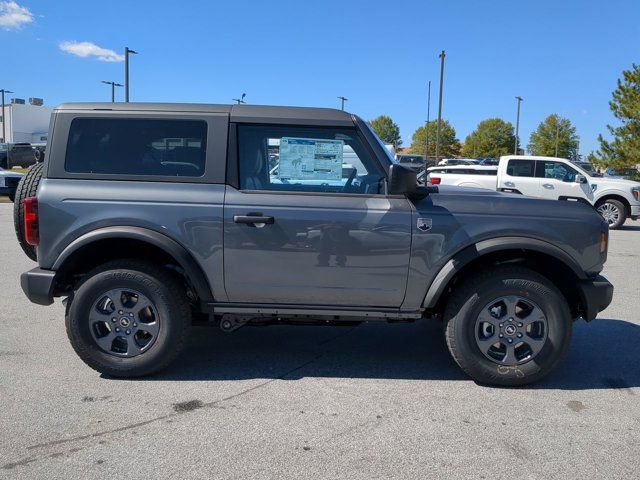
575,174 -> 587,184
388,164 -> 417,195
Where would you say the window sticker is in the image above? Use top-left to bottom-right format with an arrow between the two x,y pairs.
278,137 -> 344,181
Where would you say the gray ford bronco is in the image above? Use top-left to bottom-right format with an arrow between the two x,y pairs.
16,103 -> 614,386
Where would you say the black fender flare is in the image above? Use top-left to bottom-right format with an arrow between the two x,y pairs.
422,236 -> 586,308
52,226 -> 213,301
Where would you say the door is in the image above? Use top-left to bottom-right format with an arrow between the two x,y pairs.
500,159 -> 541,197
536,160 -> 594,202
223,124 -> 413,307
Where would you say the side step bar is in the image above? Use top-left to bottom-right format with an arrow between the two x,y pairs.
203,302 -> 423,320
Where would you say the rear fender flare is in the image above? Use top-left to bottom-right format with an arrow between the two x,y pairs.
53,226 -> 213,301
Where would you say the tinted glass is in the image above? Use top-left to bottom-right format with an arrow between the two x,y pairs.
65,118 -> 207,176
538,161 -> 577,182
506,160 -> 535,177
238,125 -> 384,194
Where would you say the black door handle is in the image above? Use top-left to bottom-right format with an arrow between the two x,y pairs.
233,214 -> 275,225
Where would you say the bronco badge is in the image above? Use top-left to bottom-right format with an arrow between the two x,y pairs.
417,218 -> 432,232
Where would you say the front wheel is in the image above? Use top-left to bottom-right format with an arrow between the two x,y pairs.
66,260 -> 192,377
597,199 -> 626,229
444,266 -> 572,386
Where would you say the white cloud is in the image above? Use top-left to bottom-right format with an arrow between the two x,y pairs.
59,41 -> 124,62
0,1 -> 34,29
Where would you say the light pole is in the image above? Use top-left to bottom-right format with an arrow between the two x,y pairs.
0,89 -> 13,143
514,96 -> 523,155
233,93 -> 246,105
101,81 -> 123,102
338,96 -> 348,111
555,121 -> 561,157
434,50 -> 445,163
425,80 -> 431,163
124,47 -> 138,102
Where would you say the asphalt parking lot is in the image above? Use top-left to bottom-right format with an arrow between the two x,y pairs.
0,202 -> 638,480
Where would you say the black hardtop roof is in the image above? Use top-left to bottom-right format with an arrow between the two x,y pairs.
55,102 -> 355,126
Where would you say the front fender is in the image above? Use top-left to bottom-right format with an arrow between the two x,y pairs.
421,236 -> 587,309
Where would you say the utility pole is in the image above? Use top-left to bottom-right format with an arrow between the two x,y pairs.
514,96 -> 523,155
0,89 -> 13,143
425,80 -> 431,163
434,51 -> 445,164
124,47 -> 138,102
338,96 -> 348,111
232,93 -> 246,105
101,81 -> 123,102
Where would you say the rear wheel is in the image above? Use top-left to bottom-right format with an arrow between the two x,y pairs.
66,260 -> 192,377
13,162 -> 44,260
444,266 -> 572,386
597,199 -> 626,229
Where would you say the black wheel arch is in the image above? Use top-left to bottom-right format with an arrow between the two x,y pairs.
52,226 -> 214,302
423,236 -> 588,316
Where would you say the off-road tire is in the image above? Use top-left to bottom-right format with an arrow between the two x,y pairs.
444,265 -> 572,386
65,260 -> 192,377
596,199 -> 627,230
13,162 -> 44,261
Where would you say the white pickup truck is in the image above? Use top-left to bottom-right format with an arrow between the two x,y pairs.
425,155 -> 640,229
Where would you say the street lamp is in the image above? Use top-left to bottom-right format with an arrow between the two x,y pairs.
338,96 -> 348,111
124,47 -> 138,102
0,89 -> 13,143
435,50 -> 446,163
101,81 -> 124,102
514,96 -> 523,155
425,80 -> 431,163
233,93 -> 246,105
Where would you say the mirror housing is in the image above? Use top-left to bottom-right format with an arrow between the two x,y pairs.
575,174 -> 587,184
388,164 -> 417,195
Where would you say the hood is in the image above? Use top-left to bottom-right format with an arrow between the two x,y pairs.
415,185 -> 602,222
592,177 -> 640,188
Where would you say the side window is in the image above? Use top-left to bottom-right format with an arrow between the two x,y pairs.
506,160 -> 535,177
65,118 -> 207,177
538,161 -> 577,182
238,125 -> 384,194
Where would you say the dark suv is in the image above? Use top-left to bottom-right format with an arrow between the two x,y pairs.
16,102 -> 613,386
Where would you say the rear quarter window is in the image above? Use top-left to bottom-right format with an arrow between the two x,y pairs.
65,118 -> 207,177
506,160 -> 534,177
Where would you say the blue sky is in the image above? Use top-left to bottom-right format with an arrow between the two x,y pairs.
2,0 -> 639,154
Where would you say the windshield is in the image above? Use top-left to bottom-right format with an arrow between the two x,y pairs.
0,144 -> 7,152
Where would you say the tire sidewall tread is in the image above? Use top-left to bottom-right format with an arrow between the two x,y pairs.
444,265 -> 572,386
65,260 -> 192,377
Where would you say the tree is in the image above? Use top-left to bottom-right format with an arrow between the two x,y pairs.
527,114 -> 579,160
411,120 -> 460,159
461,118 -> 516,158
369,115 -> 402,147
595,64 -> 640,170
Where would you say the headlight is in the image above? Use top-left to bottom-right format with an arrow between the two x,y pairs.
0,177 -> 5,188
632,187 -> 639,201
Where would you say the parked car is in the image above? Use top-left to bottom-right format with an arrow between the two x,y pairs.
396,154 -> 434,171
437,158 -> 478,166
477,157 -> 499,166
2,143 -> 36,169
0,143 -> 7,169
0,166 -> 23,201
604,167 -> 640,181
426,156 -> 640,229
15,103 -> 613,386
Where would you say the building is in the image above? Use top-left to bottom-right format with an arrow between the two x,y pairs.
0,98 -> 52,144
